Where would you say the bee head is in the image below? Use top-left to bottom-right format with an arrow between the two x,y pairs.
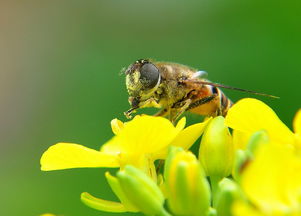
125,59 -> 161,108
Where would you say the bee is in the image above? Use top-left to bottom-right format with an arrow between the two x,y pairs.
124,59 -> 277,122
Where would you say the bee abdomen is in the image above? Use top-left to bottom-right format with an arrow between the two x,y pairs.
217,88 -> 232,116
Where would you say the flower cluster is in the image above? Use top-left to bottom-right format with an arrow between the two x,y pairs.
40,98 -> 301,216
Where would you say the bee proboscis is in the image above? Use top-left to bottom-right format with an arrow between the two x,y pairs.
124,59 -> 278,122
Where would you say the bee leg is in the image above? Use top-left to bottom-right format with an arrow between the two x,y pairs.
186,95 -> 217,110
124,107 -> 137,119
170,99 -> 192,123
154,108 -> 169,117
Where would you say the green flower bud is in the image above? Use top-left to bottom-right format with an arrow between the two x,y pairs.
117,165 -> 170,216
215,178 -> 245,216
207,207 -> 217,216
232,149 -> 249,182
232,131 -> 269,183
246,130 -> 269,156
164,147 -> 211,216
81,171 -> 139,213
199,116 -> 234,179
105,172 -> 138,212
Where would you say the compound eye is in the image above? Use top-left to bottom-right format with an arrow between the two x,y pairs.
140,63 -> 160,89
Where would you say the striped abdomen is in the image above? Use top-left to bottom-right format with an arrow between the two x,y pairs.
188,85 -> 232,117
216,87 -> 232,116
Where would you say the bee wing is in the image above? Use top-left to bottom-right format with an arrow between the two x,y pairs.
191,70 -> 208,79
182,79 -> 279,99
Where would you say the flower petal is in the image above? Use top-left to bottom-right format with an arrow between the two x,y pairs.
241,142 -> 301,213
225,98 -> 294,144
111,118 -> 124,135
232,130 -> 252,150
293,109 -> 301,135
233,200 -> 265,216
81,192 -> 127,213
172,117 -> 211,150
105,116 -> 180,155
154,118 -> 211,159
175,117 -> 186,132
41,143 -> 119,171
101,138 -> 122,154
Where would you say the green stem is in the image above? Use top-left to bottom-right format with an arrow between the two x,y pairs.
157,208 -> 172,216
210,176 -> 221,208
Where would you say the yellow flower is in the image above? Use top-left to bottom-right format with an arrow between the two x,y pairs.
225,98 -> 299,147
233,141 -> 301,215
40,115 -> 210,178
224,98 -> 301,215
294,109 -> 301,148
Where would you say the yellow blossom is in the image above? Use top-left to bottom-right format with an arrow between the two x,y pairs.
233,141 -> 301,215
40,115 -> 210,178
224,98 -> 301,215
225,98 -> 296,146
293,109 -> 301,148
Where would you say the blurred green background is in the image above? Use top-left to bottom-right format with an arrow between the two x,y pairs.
1,0 -> 300,215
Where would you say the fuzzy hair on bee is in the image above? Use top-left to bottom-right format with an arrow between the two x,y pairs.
124,59 -> 278,123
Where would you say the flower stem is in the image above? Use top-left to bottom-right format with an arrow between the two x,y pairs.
157,208 -> 172,216
210,176 -> 221,208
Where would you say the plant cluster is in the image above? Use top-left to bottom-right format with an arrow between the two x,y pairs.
41,98 -> 301,216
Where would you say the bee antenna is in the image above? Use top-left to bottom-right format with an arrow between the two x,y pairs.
197,81 -> 279,99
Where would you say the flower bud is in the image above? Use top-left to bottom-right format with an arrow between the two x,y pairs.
81,171 -> 138,213
110,118 -> 124,135
117,165 -> 169,216
164,147 -> 211,216
105,172 -> 138,212
232,131 -> 269,182
215,178 -> 245,216
199,116 -> 234,179
246,130 -> 269,155
207,208 -> 217,216
232,149 -> 249,182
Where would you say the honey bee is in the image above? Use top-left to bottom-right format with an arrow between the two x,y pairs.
124,59 -> 277,122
